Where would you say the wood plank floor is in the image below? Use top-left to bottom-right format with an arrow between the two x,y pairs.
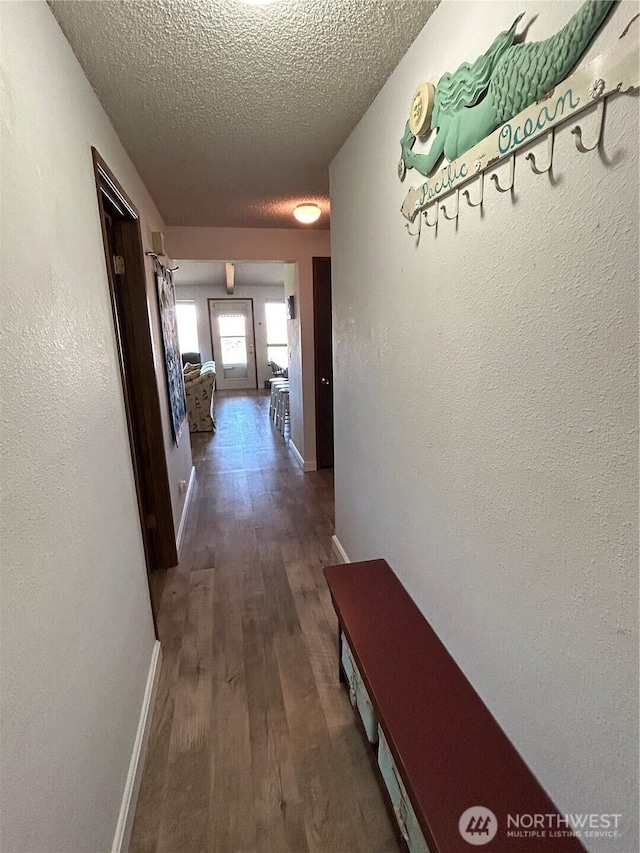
130,391 -> 400,853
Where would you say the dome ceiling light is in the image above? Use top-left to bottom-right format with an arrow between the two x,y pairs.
293,203 -> 321,224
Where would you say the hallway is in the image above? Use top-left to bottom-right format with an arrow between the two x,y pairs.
130,392 -> 400,853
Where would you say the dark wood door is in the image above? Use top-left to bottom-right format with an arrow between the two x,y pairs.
313,257 -> 334,469
93,149 -> 178,596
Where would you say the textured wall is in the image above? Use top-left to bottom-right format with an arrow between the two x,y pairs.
330,2 -> 638,851
0,3 -> 188,850
175,281 -> 287,389
283,262 -> 304,458
167,226 -> 331,467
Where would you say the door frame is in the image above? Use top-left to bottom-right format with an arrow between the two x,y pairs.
92,148 -> 178,616
207,297 -> 259,390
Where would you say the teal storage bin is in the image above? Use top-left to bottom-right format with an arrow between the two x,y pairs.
340,632 -> 357,707
340,633 -> 378,743
377,727 -> 431,853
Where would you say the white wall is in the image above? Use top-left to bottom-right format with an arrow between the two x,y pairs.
167,227 -> 331,468
283,262 -> 304,460
330,2 -> 638,851
176,281 -> 286,389
0,3 -> 189,850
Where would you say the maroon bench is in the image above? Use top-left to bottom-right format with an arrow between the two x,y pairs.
324,559 -> 585,853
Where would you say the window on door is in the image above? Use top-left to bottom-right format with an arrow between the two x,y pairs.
265,299 -> 288,369
175,300 -> 199,354
218,313 -> 248,375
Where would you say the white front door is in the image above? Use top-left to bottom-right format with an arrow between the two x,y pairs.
208,299 -> 258,390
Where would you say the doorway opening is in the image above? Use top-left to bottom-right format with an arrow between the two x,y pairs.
172,259 -> 299,465
173,259 -> 294,386
92,149 -> 177,629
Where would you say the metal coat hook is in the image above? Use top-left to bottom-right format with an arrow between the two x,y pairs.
424,203 -> 439,230
490,153 -> 515,193
571,98 -> 606,153
440,189 -> 460,221
463,172 -> 484,208
405,215 -> 422,238
526,129 -> 555,174
146,251 -> 179,272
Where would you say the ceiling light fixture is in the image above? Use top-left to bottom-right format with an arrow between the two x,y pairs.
293,203 -> 321,224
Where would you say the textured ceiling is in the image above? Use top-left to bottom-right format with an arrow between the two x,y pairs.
175,260 -> 289,288
49,0 -> 438,229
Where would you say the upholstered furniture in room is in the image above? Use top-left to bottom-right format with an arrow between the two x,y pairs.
183,361 -> 216,432
181,351 -> 201,366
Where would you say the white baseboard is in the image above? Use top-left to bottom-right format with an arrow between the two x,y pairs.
331,535 -> 351,564
111,640 -> 162,853
288,439 -> 317,472
176,465 -> 196,557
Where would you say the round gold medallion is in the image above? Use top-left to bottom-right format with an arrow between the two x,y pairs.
409,82 -> 435,137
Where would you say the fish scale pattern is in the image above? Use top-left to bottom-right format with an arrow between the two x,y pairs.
490,0 -> 614,125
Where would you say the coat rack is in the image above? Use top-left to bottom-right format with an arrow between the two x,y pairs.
401,12 -> 639,242
145,251 -> 179,272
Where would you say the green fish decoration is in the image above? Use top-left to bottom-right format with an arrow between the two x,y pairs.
399,0 -> 615,180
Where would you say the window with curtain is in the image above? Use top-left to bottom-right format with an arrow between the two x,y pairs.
175,301 -> 199,354
265,299 -> 287,367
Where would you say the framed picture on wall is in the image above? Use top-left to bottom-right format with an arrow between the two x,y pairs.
286,295 -> 295,319
154,259 -> 187,445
